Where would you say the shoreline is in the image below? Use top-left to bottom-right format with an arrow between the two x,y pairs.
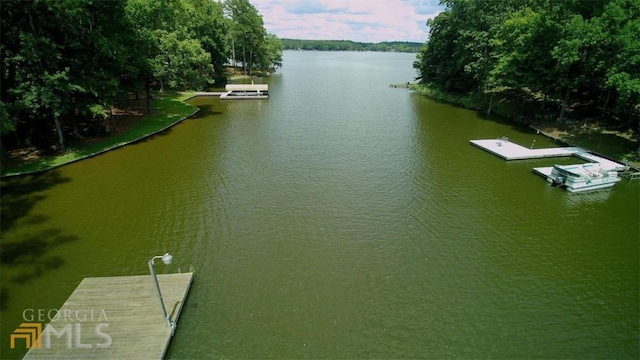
1,92 -> 199,178
530,125 -> 640,171
1,71 -> 264,178
3,85 -> 639,177
411,84 -> 640,168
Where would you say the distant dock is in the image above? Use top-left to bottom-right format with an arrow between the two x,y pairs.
23,272 -> 193,359
389,82 -> 412,88
470,138 -> 627,171
193,91 -> 225,97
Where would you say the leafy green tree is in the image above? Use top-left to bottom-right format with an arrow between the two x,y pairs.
180,0 -> 228,82
416,0 -> 523,93
224,0 -> 282,76
225,0 -> 265,75
414,5 -> 471,91
597,0 -> 640,120
127,0 -> 227,89
415,0 -> 639,130
1,0 -> 148,149
2,0 -> 275,154
151,31 -> 214,90
257,33 -> 284,72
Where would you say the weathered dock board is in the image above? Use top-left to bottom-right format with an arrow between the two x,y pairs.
23,272 -> 193,359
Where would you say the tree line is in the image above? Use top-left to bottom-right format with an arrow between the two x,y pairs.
281,39 -> 423,53
1,0 -> 283,152
413,0 -> 639,130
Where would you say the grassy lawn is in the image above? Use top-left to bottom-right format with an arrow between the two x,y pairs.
1,92 -> 198,177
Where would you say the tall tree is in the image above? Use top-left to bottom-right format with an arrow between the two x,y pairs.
224,0 -> 267,75
597,0 -> 640,120
415,0 -> 639,129
126,0 -> 222,90
257,33 -> 284,72
180,0 -> 229,82
1,0 -> 148,150
151,30 -> 214,90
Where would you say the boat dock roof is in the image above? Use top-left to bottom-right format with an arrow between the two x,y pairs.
225,84 -> 268,91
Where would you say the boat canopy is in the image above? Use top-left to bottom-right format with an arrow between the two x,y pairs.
225,84 -> 268,92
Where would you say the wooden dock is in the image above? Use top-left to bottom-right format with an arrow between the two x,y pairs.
23,272 -> 193,359
470,138 -> 627,171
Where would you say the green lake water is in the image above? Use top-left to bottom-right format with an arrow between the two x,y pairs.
1,51 -> 638,359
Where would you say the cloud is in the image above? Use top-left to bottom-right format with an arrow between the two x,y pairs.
403,0 -> 443,15
284,0 -> 348,14
252,0 -> 443,43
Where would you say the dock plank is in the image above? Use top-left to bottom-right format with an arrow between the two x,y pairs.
23,272 -> 193,359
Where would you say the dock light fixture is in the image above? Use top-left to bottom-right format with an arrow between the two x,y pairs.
148,253 -> 174,328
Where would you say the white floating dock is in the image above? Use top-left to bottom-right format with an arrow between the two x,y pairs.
573,152 -> 627,171
532,166 -> 554,178
470,138 -> 626,171
470,139 -> 582,160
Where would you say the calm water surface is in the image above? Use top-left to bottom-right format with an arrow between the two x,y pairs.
1,51 -> 638,359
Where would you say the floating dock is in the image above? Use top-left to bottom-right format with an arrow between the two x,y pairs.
470,138 -> 627,171
23,272 -> 193,359
470,139 -> 582,160
573,152 -> 627,172
532,166 -> 554,178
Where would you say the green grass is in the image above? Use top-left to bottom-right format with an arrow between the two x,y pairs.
1,92 -> 198,177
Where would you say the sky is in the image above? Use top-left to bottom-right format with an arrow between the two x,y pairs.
251,0 -> 444,43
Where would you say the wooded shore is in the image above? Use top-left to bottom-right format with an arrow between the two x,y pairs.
411,84 -> 640,168
1,92 -> 198,177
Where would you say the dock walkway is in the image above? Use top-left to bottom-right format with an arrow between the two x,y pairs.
470,138 -> 626,171
23,272 -> 193,359
470,139 -> 582,160
193,91 -> 225,97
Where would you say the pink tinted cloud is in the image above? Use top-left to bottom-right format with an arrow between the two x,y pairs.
252,0 -> 443,43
